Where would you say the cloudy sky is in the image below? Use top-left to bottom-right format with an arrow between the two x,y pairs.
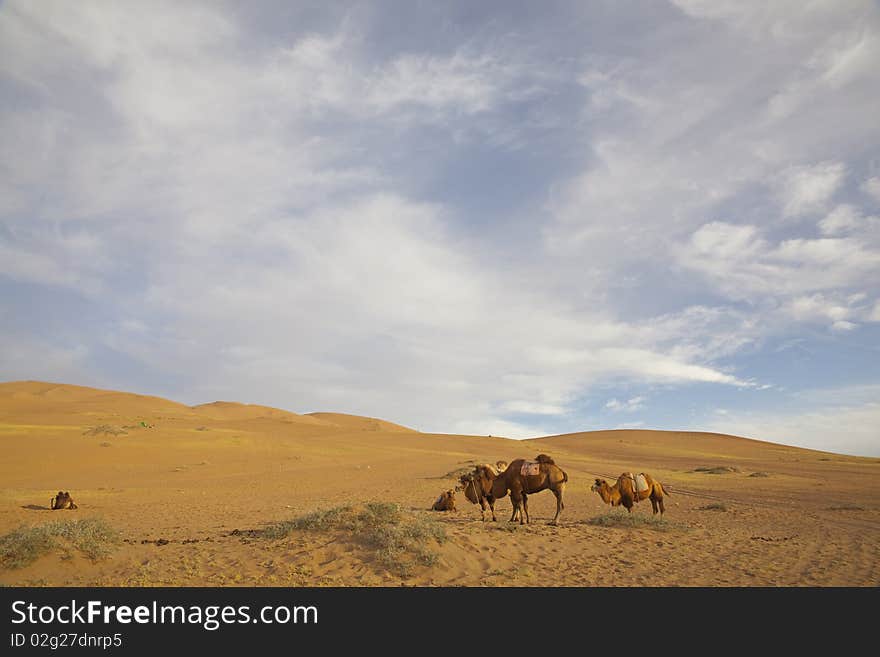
2,1 -> 879,456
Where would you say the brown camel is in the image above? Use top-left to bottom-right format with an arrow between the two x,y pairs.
459,464 -> 505,521
431,490 -> 456,512
50,491 -> 78,510
491,454 -> 568,525
591,472 -> 669,515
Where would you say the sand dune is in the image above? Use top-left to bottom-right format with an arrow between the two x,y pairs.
1,381 -> 877,587
306,412 -> 417,433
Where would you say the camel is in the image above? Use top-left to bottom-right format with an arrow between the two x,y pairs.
431,490 -> 456,512
50,491 -> 78,510
459,464 -> 504,521
491,454 -> 568,525
591,472 -> 669,515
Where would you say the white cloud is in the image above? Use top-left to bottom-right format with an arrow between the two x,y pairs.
500,401 -> 568,415
701,386 -> 880,456
0,333 -> 90,384
449,418 -> 550,440
785,294 -> 852,323
862,176 -> 880,203
678,222 -> 880,308
820,204 -> 863,234
605,396 -> 646,412
778,161 -> 845,217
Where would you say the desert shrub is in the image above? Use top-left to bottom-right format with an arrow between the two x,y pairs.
261,502 -> 446,577
698,503 -> 728,511
693,466 -> 739,474
0,518 -> 120,569
82,425 -> 127,437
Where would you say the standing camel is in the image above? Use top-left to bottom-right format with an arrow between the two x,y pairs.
491,455 -> 568,526
591,472 -> 669,515
459,464 -> 504,521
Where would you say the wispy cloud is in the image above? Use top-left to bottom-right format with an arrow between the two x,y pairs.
777,161 -> 845,217
700,385 -> 880,456
605,396 -> 646,413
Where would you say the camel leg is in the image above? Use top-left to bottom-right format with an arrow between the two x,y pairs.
509,492 -> 525,524
479,497 -> 488,521
522,493 -> 530,524
488,497 -> 497,522
549,486 -> 564,525
508,493 -> 519,522
651,497 -> 659,515
658,496 -> 665,515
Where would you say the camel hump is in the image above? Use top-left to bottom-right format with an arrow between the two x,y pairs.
520,461 -> 541,477
535,453 -> 555,465
480,463 -> 499,477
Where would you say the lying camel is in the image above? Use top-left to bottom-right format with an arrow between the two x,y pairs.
591,472 -> 669,515
431,490 -> 456,512
50,491 -> 78,510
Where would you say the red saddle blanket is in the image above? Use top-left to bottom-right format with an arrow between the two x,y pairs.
520,461 -> 541,477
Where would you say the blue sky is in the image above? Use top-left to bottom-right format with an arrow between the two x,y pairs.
1,1 -> 879,456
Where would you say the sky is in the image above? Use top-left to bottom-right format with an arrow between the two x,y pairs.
1,1 -> 879,456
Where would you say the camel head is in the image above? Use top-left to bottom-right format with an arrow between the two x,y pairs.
591,479 -> 606,492
459,473 -> 481,504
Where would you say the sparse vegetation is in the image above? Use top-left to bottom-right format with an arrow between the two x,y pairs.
82,425 -> 127,437
587,513 -> 680,531
0,518 -> 120,569
698,503 -> 728,512
260,502 -> 446,577
749,472 -> 770,477
492,523 -> 519,532
827,504 -> 864,511
693,466 -> 739,474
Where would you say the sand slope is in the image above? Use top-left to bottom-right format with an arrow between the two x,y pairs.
1,381 -> 877,587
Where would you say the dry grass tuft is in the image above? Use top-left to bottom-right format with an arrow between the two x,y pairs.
261,502 -> 446,578
0,518 -> 120,569
693,466 -> 739,474
82,425 -> 128,437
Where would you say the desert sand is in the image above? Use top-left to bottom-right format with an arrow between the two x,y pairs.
1,380 -> 877,587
